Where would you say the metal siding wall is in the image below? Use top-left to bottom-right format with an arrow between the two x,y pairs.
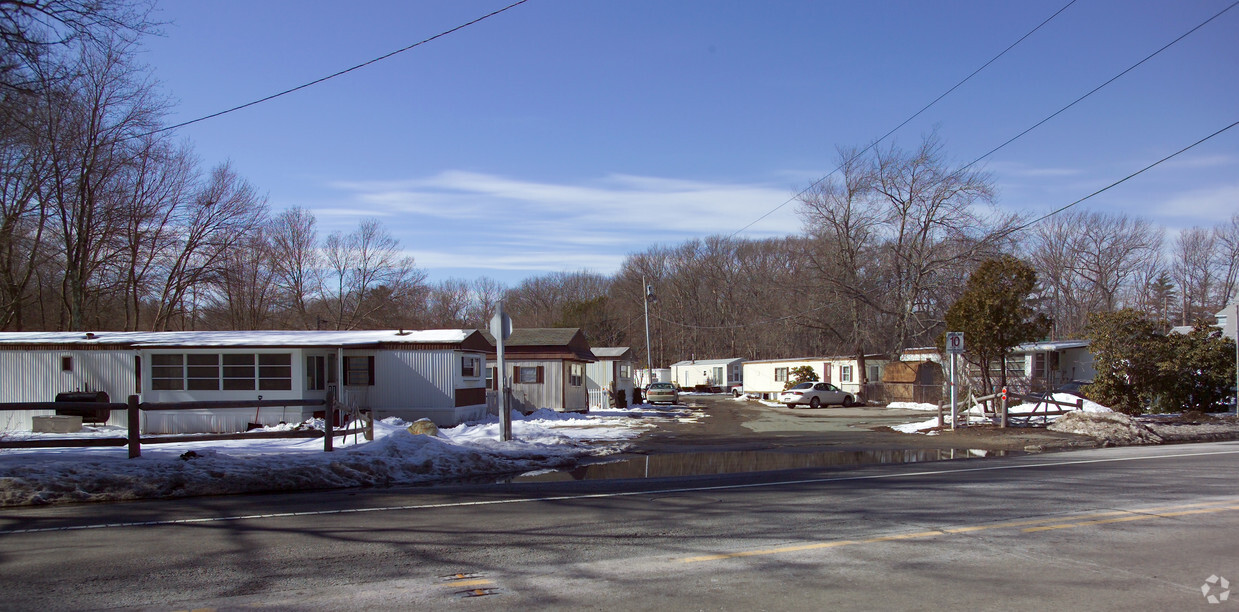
508,359 -> 562,412
371,350 -> 455,410
0,350 -> 137,431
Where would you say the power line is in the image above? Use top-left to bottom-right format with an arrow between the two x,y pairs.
659,118 -> 1239,332
1015,119 -> 1239,232
727,0 -> 1078,239
139,0 -> 531,138
958,0 -> 1239,172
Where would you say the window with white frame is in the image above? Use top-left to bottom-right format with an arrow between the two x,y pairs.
150,352 -> 292,391
516,366 -> 540,384
344,356 -> 373,386
841,365 -> 853,383
774,367 -> 788,382
461,354 -> 481,378
569,363 -> 584,387
151,354 -> 184,390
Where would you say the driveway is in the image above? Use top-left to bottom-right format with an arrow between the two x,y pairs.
627,394 -> 1096,454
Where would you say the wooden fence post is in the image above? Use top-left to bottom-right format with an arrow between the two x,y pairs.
324,390 -> 334,452
127,395 -> 141,459
365,410 -> 374,441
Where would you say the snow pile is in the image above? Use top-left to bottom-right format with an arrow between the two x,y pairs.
1048,411 -> 1164,446
887,402 -> 939,411
891,394 -> 1113,434
0,405 -> 696,507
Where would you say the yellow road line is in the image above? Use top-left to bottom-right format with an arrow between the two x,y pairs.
679,499 -> 1239,563
445,578 -> 493,588
1024,503 -> 1239,533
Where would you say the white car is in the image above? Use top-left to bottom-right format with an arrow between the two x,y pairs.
778,381 -> 854,409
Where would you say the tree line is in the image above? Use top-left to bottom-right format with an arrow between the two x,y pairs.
3,1 -> 1237,371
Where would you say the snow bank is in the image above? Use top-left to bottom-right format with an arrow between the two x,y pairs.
887,402 -> 939,411
1047,411 -> 1163,446
0,405 -> 697,507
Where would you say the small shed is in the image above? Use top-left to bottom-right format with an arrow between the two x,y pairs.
880,361 -> 942,404
484,328 -> 597,413
586,347 -> 635,409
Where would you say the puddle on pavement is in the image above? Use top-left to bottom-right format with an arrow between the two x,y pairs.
511,448 -> 1019,483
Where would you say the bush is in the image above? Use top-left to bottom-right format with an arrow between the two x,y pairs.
1085,309 -> 1236,415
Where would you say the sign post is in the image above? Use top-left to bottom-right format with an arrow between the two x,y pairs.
490,303 -> 514,442
946,332 -> 965,430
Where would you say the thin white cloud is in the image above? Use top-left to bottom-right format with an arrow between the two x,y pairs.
317,171 -> 804,281
1159,184 -> 1239,224
330,170 -> 799,236
987,160 -> 1084,178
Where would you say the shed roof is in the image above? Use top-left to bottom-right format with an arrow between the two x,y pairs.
481,328 -> 597,362
671,358 -> 744,367
591,347 -> 632,359
1012,340 -> 1090,352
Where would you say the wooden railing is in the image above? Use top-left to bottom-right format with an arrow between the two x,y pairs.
0,394 -> 373,458
937,391 -> 1085,428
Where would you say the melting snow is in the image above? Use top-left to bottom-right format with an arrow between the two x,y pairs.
0,405 -> 698,506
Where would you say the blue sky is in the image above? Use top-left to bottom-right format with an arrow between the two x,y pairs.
141,0 -> 1239,285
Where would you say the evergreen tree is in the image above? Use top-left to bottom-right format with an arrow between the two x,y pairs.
1157,323 -> 1237,413
943,256 -> 1051,396
1083,309 -> 1166,415
786,365 -> 819,390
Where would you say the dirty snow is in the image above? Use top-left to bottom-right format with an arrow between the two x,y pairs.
1047,411 -> 1163,446
0,405 -> 699,507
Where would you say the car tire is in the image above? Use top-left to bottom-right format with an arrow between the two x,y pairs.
785,403 -> 796,409
809,397 -> 821,409
842,396 -> 853,407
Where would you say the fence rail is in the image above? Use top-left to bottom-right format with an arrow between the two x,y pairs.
937,391 -> 1085,428
0,395 -> 373,457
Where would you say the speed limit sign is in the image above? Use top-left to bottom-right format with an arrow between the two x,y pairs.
946,332 -> 965,354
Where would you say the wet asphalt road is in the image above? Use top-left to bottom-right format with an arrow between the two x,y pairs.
2,441 -> 1237,610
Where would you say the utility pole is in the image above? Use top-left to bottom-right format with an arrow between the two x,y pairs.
643,276 -> 655,383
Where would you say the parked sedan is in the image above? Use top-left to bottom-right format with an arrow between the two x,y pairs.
646,382 -> 679,405
778,381 -> 854,409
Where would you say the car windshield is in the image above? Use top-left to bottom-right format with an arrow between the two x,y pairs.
790,382 -> 813,390
650,383 -> 674,390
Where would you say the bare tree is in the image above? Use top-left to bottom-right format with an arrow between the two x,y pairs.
322,218 -> 425,330
150,162 -> 267,330
209,228 -> 276,330
110,136 -> 194,329
0,84 -> 51,329
1,0 -> 157,95
1174,226 -> 1217,324
40,37 -> 165,329
425,278 -> 471,328
267,206 -> 322,328
464,276 -> 505,328
1029,211 -> 1163,337
1215,213 -> 1239,306
797,134 -> 1018,355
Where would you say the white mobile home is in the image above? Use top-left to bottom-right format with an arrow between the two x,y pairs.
1008,340 -> 1095,393
586,347 -> 635,408
0,329 -> 493,433
634,368 -> 672,387
670,358 -> 744,393
742,354 -> 885,400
